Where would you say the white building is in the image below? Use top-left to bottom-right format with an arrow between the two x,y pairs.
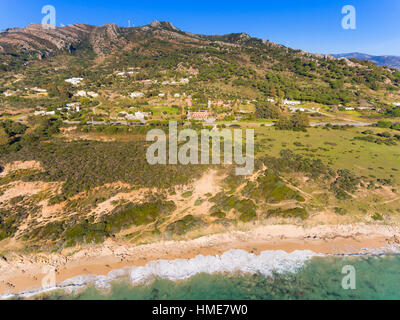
31,87 -> 47,93
174,93 -> 181,98
74,90 -> 99,98
130,92 -> 145,98
282,99 -> 301,105
158,93 -> 166,97
87,91 -> 99,98
34,110 -> 56,116
65,77 -> 84,85
3,91 -> 14,97
393,103 -> 400,107
75,90 -> 87,97
65,102 -> 81,112
133,111 -> 150,120
267,98 -> 275,103
289,107 -> 306,113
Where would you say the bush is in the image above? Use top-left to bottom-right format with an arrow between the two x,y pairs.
165,215 -> 207,236
267,207 -> 308,220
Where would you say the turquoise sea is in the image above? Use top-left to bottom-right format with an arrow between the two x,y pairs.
37,254 -> 400,300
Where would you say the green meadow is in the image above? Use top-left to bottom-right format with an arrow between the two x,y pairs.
254,126 -> 400,183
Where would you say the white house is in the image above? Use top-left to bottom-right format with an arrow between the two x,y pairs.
75,90 -> 87,97
34,110 -> 55,116
65,78 -> 84,85
267,98 -> 275,103
134,111 -> 150,120
31,87 -> 47,93
74,90 -> 99,98
282,99 -> 301,105
158,93 -> 166,97
65,102 -> 81,112
130,92 -> 145,98
393,103 -> 400,107
289,107 -> 306,113
174,93 -> 181,98
87,91 -> 99,98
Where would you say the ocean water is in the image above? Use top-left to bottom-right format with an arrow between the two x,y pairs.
32,251 -> 400,300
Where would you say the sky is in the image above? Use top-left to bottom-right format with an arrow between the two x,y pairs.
0,0 -> 399,56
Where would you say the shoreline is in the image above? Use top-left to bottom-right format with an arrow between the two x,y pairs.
1,223 -> 400,298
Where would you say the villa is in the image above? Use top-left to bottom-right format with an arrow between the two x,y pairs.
289,107 -> 307,112
282,99 -> 301,105
130,92 -> 145,98
31,87 -> 47,93
34,110 -> 56,116
65,77 -> 84,85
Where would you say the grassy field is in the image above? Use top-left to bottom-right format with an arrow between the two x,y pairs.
254,126 -> 400,183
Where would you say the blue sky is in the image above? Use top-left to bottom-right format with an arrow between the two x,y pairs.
1,0 -> 399,55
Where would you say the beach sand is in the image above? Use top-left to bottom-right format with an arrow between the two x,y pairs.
1,223 -> 399,297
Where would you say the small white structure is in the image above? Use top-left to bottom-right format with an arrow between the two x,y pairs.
31,87 -> 47,93
130,92 -> 145,98
75,90 -> 87,97
65,78 -> 84,85
34,110 -> 55,116
267,98 -> 275,103
87,91 -> 99,98
393,103 -> 400,107
174,93 -> 181,98
65,102 -> 81,112
282,99 -> 301,105
161,78 -> 189,85
74,90 -> 98,98
158,93 -> 166,97
289,107 -> 306,113
133,111 -> 150,120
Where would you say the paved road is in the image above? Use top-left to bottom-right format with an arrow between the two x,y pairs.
64,120 -> 375,128
309,122 -> 374,127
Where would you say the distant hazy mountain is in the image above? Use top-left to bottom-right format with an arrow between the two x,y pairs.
331,52 -> 400,69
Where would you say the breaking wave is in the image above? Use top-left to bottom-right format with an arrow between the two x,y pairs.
0,249 -> 321,299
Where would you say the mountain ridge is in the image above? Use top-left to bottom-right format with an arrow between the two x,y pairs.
1,21 -> 399,108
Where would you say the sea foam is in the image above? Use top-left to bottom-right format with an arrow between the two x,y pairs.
1,249 -> 320,299
129,249 -> 320,284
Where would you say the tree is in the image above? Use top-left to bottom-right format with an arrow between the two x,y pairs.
276,113 -> 309,131
255,101 -> 281,119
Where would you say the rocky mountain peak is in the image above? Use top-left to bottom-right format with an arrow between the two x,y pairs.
148,20 -> 180,31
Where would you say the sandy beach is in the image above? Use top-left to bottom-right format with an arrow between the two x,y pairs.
1,223 -> 400,297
